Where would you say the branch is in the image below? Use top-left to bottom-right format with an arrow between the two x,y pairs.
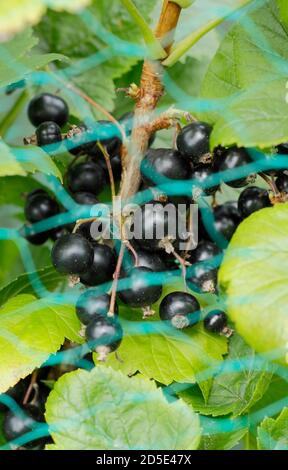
120,0 -> 167,59
163,0 -> 253,67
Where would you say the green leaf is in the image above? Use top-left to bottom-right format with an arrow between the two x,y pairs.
0,141 -> 62,181
0,267 -> 65,307
0,294 -> 81,393
276,0 -> 288,25
201,1 -> 288,148
36,0 -> 155,116
250,373 -> 288,417
180,335 -> 274,417
0,413 -> 7,447
45,367 -> 201,450
0,1 -> 91,40
0,29 -> 65,88
219,203 -> 288,364
0,176 -> 47,208
200,425 -> 247,450
257,407 -> 288,450
102,302 -> 227,400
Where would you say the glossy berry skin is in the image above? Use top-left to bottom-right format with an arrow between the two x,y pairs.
50,226 -> 69,241
276,173 -> 288,193
277,143 -> 288,155
204,310 -> 227,333
190,240 -> 221,263
186,240 -> 222,293
177,122 -> 212,163
80,243 -> 116,286
213,201 -> 242,241
89,120 -> 121,159
23,226 -> 50,245
159,291 -> 200,329
122,249 -> 167,274
67,161 -> 106,196
85,318 -> 123,356
36,121 -> 62,147
140,148 -> 190,185
25,192 -> 59,223
51,233 -> 94,275
68,124 -> 96,156
73,192 -> 99,205
135,202 -> 178,252
119,267 -> 162,308
213,147 -> 252,188
3,404 -> 43,448
76,292 -> 118,325
28,93 -> 69,127
190,164 -> 219,197
238,186 -> 271,219
26,189 -> 46,200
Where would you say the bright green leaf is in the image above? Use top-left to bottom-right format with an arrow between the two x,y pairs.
219,203 -> 288,364
201,1 -> 288,148
0,267 -> 65,307
257,407 -> 288,450
180,335 -> 274,417
45,367 -> 201,450
44,0 -> 91,13
200,425 -> 247,450
102,304 -> 227,400
276,0 -> 288,25
0,29 -> 65,88
0,294 -> 81,393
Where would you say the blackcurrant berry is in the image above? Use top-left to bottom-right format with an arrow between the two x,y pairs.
28,93 -> 69,127
3,404 -> 44,448
97,153 -> 122,181
213,147 -> 253,188
67,123 -> 96,156
176,122 -> 212,163
159,291 -> 200,329
189,240 -> 221,263
36,121 -> 62,147
88,120 -> 121,159
134,202 -> 179,252
276,173 -> 288,193
26,189 -> 46,201
85,317 -> 123,359
213,201 -> 241,241
50,226 -> 69,241
190,164 -> 219,197
140,148 -> 190,186
119,266 -> 162,308
80,242 -> 116,286
51,233 -> 94,275
277,143 -> 288,155
25,191 -> 59,223
73,192 -> 99,205
67,161 -> 106,196
76,292 -> 118,325
122,249 -> 167,273
22,225 -> 50,245
186,240 -> 222,293
238,186 -> 271,219
204,310 -> 228,334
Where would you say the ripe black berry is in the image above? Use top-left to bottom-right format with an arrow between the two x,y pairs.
119,266 -> 162,308
159,291 -> 200,329
3,404 -> 44,448
122,249 -> 167,273
51,233 -> 94,275
190,164 -> 219,197
86,318 -> 123,359
76,292 -> 117,325
88,120 -> 121,159
140,148 -> 190,185
25,191 -> 59,223
190,240 -> 221,263
36,122 -> 62,147
204,310 -> 228,334
186,240 -> 222,293
73,192 -> 99,205
67,124 -> 96,156
50,226 -> 69,241
28,93 -> 69,127
22,225 -> 50,245
238,186 -> 271,219
276,173 -> 288,193
135,202 -> 179,252
213,201 -> 241,241
277,143 -> 288,155
213,147 -> 253,188
67,161 -> 106,196
80,242 -> 116,286
177,122 -> 212,164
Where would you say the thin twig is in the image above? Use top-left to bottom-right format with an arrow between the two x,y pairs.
23,370 -> 38,405
97,142 -> 116,200
108,243 -> 126,317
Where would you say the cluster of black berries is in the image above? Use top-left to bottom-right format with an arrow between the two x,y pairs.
23,93 -> 288,360
0,373 -> 50,449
